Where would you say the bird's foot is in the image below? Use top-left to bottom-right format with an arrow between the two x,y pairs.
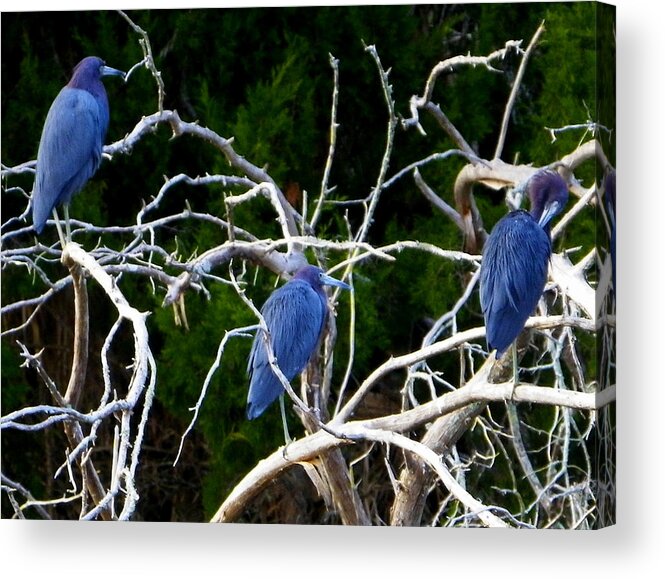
60,241 -> 81,266
281,437 -> 296,461
509,379 -> 518,401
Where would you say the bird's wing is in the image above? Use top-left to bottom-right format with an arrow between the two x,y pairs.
481,214 -> 550,313
246,281 -> 326,419
480,212 -> 551,354
33,88 -> 104,216
250,281 -> 326,379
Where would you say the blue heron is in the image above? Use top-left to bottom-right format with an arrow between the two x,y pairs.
604,169 -> 616,293
247,265 -> 351,441
479,169 -> 569,378
31,56 -> 125,244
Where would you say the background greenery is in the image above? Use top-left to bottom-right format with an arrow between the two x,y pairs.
1,3 -> 612,523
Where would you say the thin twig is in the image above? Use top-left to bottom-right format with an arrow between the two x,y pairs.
310,54 -> 340,231
494,21 -> 546,159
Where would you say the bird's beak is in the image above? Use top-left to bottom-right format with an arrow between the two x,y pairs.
538,201 -> 561,229
102,66 -> 127,81
321,273 -> 352,291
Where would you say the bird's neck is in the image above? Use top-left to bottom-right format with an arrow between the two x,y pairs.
68,76 -> 106,102
528,201 -> 545,224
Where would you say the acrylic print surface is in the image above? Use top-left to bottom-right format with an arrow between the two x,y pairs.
1,2 -> 616,528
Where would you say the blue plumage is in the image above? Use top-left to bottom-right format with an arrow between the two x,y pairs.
246,265 -> 350,420
479,170 -> 569,358
32,56 -> 125,236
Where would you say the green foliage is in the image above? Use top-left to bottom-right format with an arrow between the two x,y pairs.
152,282 -> 254,425
0,341 -> 48,516
530,3 -> 599,164
0,345 -> 30,412
231,36 -> 317,188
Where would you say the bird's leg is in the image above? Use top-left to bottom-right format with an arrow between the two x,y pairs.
279,393 -> 293,447
63,204 -> 72,243
51,207 -> 67,249
510,342 -> 519,399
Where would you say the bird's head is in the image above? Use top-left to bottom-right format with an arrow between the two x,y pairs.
293,265 -> 351,292
68,56 -> 126,90
528,169 -> 569,229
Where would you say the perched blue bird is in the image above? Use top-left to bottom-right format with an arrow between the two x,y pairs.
479,170 -> 569,363
247,265 -> 351,437
603,169 -> 616,293
32,56 -> 125,242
